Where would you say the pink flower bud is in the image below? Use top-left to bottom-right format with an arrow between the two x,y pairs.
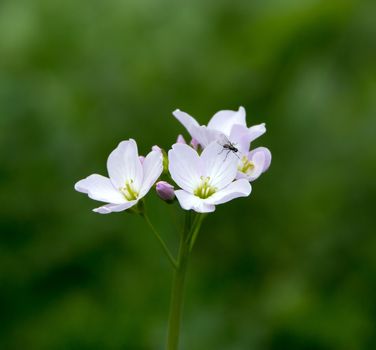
190,138 -> 199,150
176,134 -> 187,144
156,181 -> 175,202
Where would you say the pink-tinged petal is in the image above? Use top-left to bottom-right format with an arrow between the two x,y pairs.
238,148 -> 269,182
235,170 -> 248,180
173,109 -> 200,135
107,139 -> 143,190
207,106 -> 246,135
250,147 -> 271,172
74,174 -> 125,204
139,149 -> 163,198
139,156 -> 145,164
245,123 -> 266,143
176,134 -> 187,144
230,123 -> 266,153
229,124 -> 250,153
200,142 -> 238,190
93,200 -> 138,214
168,144 -> 201,192
175,190 -> 215,213
206,179 -> 251,205
189,125 -> 222,148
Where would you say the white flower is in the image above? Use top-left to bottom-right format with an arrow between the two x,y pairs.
168,141 -> 252,213
173,106 -> 271,182
173,106 -> 266,150
75,139 -> 163,214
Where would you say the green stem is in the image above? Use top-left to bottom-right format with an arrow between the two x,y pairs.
143,213 -> 177,269
166,211 -> 192,350
188,214 -> 206,251
166,212 -> 205,350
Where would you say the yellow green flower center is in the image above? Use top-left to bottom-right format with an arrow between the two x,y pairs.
194,176 -> 217,199
238,156 -> 255,175
120,180 -> 139,201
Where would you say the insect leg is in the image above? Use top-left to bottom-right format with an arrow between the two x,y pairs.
218,147 -> 225,155
224,150 -> 231,162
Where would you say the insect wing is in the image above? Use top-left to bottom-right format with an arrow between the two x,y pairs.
216,133 -> 231,147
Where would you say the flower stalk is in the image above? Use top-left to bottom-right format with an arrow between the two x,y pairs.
142,213 -> 178,269
166,211 -> 205,350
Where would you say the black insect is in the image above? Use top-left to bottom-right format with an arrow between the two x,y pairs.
217,134 -> 240,160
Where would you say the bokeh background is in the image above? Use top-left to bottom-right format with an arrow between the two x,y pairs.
1,0 -> 376,349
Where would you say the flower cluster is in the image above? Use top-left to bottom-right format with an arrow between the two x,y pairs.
75,107 -> 271,213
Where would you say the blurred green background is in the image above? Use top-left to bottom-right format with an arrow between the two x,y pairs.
1,0 -> 376,349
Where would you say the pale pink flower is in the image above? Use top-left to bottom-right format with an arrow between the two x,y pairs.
173,107 -> 271,181
173,106 -> 265,150
168,142 -> 251,213
75,139 -> 163,214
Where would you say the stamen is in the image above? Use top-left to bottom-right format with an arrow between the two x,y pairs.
120,180 -> 139,201
238,156 -> 255,175
194,176 -> 217,199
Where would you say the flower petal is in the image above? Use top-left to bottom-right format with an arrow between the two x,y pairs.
175,190 -> 215,213
173,109 -> 200,135
168,144 -> 201,192
139,149 -> 163,198
229,124 -> 249,152
250,147 -> 272,173
74,174 -> 126,204
207,106 -> 246,135
200,142 -> 238,190
93,201 -> 138,214
206,179 -> 251,205
107,139 -> 143,190
230,123 -> 266,153
188,125 -> 222,148
237,147 -> 271,182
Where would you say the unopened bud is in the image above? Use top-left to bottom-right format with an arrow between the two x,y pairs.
190,138 -> 199,150
176,134 -> 187,144
156,181 -> 175,202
